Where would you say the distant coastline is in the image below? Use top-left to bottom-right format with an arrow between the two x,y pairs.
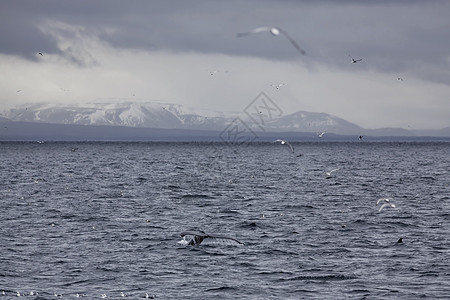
1,120 -> 449,142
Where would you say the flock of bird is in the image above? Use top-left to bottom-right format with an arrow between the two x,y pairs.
236,26 -> 370,67
235,26 -> 391,141
271,135 -> 400,214
2,23 -> 412,300
376,197 -> 398,213
270,138 -> 400,215
32,25 -> 404,100
33,25 -> 401,249
2,290 -> 155,298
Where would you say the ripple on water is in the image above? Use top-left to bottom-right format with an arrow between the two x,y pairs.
1,141 -> 449,299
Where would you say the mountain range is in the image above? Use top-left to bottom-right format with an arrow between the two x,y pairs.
0,101 -> 449,140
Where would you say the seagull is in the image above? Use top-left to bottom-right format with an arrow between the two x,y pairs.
351,58 -> 362,63
376,198 -> 392,205
237,26 -> 306,55
317,131 -> 326,138
210,70 -> 218,75
37,52 -> 43,56
378,203 -> 397,213
326,168 -> 339,177
180,231 -> 243,246
397,77 -> 404,81
359,135 -> 363,140
270,83 -> 284,89
273,139 -> 294,153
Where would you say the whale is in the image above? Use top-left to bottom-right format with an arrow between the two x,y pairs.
180,231 -> 243,246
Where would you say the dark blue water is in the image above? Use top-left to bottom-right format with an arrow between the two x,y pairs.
1,142 -> 449,299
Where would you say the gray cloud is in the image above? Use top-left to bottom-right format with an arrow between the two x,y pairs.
2,0 -> 450,73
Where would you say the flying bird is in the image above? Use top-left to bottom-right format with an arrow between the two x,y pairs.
376,198 -> 392,205
326,168 -> 340,177
37,52 -> 43,56
270,83 -> 285,89
376,197 -> 398,212
237,26 -> 306,55
350,57 -> 362,63
317,131 -> 326,138
180,231 -> 243,246
378,203 -> 397,213
273,139 -> 294,153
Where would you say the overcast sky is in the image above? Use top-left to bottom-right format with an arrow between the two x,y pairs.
1,0 -> 449,129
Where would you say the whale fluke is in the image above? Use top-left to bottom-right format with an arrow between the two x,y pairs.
180,230 -> 243,245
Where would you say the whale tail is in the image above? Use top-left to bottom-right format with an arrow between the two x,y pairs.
180,231 -> 243,246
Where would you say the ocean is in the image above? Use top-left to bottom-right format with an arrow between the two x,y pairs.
0,141 -> 449,299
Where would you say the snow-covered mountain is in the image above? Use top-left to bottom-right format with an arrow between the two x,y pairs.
2,102 -> 235,131
1,101 -> 365,134
0,101 -> 450,137
2,101 -> 448,137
